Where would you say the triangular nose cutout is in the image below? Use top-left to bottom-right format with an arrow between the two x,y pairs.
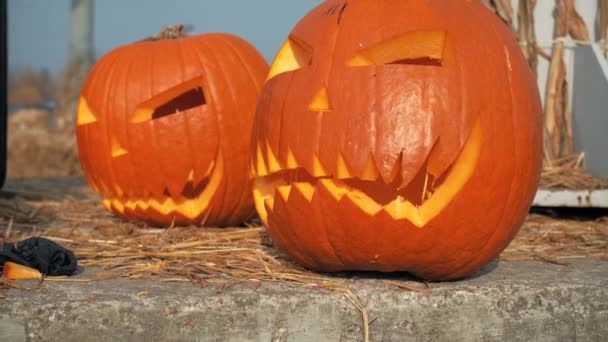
309,86 -> 332,112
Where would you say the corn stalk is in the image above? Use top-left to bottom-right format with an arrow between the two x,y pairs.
517,0 -> 539,74
544,0 -> 591,163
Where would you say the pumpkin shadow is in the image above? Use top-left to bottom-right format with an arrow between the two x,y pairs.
318,258 -> 500,283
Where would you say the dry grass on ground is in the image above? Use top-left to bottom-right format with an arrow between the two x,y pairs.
1,178 -> 605,342
0,178 -> 606,289
7,110 -> 81,178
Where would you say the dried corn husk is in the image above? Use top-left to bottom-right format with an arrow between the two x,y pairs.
479,0 -> 515,29
517,0 -> 539,73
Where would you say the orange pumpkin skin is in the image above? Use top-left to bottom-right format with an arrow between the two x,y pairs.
251,0 -> 542,280
77,33 -> 269,227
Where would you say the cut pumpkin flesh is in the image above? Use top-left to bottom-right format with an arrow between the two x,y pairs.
254,119 -> 481,227
2,262 -> 43,280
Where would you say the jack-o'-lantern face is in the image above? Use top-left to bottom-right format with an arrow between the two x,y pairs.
251,0 -> 543,280
77,32 -> 268,227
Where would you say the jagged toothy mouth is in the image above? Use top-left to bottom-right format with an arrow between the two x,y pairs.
253,120 -> 481,228
102,152 -> 224,222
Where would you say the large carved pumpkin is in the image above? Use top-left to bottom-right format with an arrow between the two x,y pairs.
251,0 -> 542,280
77,29 -> 268,227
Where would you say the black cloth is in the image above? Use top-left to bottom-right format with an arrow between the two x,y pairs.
0,237 -> 77,276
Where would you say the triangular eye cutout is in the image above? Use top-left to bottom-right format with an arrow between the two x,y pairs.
77,97 -> 98,125
347,30 -> 446,67
111,136 -> 128,157
266,36 -> 313,81
131,77 -> 206,124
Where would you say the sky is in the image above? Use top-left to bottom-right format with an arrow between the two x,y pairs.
8,0 -> 323,75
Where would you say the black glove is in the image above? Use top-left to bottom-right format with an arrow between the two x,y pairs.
0,237 -> 78,276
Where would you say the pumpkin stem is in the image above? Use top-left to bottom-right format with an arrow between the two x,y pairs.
145,24 -> 189,41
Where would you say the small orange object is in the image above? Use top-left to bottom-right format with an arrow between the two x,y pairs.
2,262 -> 43,280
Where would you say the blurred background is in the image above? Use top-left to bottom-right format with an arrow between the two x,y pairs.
4,0 -> 608,193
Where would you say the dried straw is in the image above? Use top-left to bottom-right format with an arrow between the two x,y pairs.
1,177 -> 607,339
540,153 -> 608,190
1,178 -> 606,284
7,110 -> 81,178
502,214 -> 608,262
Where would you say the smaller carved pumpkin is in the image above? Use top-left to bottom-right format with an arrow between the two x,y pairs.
77,27 -> 269,227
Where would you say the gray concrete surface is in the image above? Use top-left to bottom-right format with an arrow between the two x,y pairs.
1,259 -> 607,342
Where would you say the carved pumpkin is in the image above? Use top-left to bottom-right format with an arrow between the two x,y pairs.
251,0 -> 542,280
77,29 -> 268,227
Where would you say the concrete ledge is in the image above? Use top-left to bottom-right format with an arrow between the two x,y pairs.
1,259 -> 607,342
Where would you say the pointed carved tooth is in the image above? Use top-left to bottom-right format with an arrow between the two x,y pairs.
344,190 -> 382,216
137,199 -> 150,211
139,150 -> 225,222
102,199 -> 112,211
111,199 -> 125,214
151,197 -> 172,216
361,154 -> 379,181
204,160 -> 215,178
253,176 -> 286,225
292,182 -> 315,202
383,119 -> 482,228
187,169 -> 195,182
336,153 -> 353,179
312,155 -> 330,177
256,144 -> 269,176
384,197 -> 423,227
287,147 -> 299,169
276,184 -> 293,202
265,140 -> 282,173
418,119 -> 481,225
318,179 -> 349,201
264,196 -> 275,213
125,199 -> 137,211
